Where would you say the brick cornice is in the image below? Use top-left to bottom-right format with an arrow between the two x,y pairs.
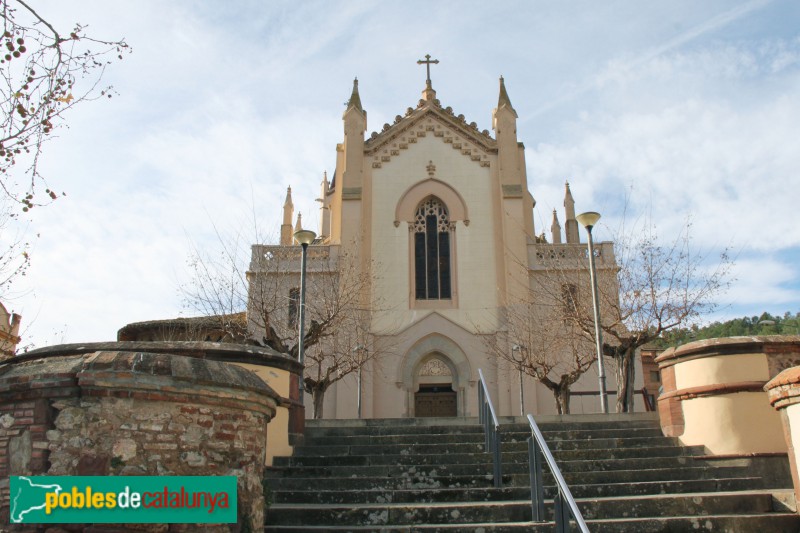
655,336 -> 800,368
660,381 -> 767,402
766,367 -> 800,409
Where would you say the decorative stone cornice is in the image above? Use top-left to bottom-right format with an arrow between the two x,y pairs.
365,102 -> 495,170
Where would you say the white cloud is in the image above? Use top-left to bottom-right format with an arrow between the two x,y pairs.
7,1 -> 800,346
724,255 -> 799,305
528,40 -> 800,254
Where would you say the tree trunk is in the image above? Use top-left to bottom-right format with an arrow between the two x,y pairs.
312,387 -> 325,419
615,347 -> 636,413
554,386 -> 571,415
625,349 -> 636,410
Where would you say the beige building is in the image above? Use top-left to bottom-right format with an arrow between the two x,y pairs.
0,302 -> 21,361
249,69 -> 625,419
0,303 -> 22,361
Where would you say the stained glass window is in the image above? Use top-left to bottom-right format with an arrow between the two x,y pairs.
414,197 -> 452,300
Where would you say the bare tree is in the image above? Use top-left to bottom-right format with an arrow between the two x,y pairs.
183,226 -> 390,418
0,198 -> 30,298
536,218 -> 731,413
1,0 -> 130,210
246,242 -> 390,418
484,295 -> 596,414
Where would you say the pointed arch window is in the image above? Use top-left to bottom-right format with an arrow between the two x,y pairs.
414,196 -> 452,300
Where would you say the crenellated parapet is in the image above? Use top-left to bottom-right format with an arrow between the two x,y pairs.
527,241 -> 616,271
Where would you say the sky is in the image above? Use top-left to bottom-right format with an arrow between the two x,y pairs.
4,0 -> 799,347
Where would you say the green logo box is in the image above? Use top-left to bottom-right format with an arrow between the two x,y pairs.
10,476 -> 237,524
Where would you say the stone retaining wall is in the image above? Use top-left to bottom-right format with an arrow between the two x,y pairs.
0,345 -> 285,531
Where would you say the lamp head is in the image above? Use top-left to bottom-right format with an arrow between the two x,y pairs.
576,211 -> 601,230
293,229 -> 317,245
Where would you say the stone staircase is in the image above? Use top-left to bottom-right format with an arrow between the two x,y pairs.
264,414 -> 799,532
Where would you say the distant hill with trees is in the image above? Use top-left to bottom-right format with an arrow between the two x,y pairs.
651,311 -> 800,349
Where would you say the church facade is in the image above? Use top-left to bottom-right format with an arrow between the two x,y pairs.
248,67 -> 626,419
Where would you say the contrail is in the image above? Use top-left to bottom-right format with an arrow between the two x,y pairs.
523,0 -> 773,122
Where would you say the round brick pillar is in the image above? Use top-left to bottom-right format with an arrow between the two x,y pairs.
766,367 -> 800,504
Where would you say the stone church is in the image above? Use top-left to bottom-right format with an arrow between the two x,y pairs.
246,63 -> 626,419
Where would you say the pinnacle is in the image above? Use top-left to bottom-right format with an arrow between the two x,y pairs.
346,77 -> 363,112
564,181 -> 575,203
498,76 -> 517,116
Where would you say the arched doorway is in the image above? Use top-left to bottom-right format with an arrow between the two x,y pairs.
414,356 -> 457,417
399,332 -> 472,418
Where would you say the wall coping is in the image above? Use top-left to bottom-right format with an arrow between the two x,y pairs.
766,367 -> 800,390
0,350 -> 281,416
655,335 -> 800,368
12,341 -> 303,374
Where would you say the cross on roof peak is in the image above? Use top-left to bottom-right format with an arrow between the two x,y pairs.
417,54 -> 439,85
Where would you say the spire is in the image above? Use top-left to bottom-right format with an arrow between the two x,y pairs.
318,172 -> 331,238
294,212 -> 303,233
497,76 -> 517,117
280,187 -> 295,245
564,182 -> 580,244
283,186 -> 293,210
346,78 -> 363,112
320,171 -> 329,195
564,182 -> 576,219
551,209 -> 562,244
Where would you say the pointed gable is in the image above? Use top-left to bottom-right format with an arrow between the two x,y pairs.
364,95 -> 496,170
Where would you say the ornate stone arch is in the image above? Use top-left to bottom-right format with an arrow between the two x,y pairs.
398,333 -> 472,416
394,178 -> 469,228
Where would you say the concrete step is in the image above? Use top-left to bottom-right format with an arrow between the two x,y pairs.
304,414 -> 659,435
266,465 -> 754,492
295,441 -> 486,456
267,456 -> 748,480
271,477 -> 769,504
265,514 -> 800,533
267,416 -> 795,531
273,444 -> 703,468
266,490 -> 791,527
305,426 -> 665,446
291,436 -> 691,459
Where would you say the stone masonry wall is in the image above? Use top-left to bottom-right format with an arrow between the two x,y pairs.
45,396 -> 268,530
0,348 -> 280,532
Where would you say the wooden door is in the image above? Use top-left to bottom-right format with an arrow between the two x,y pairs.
415,385 -> 457,417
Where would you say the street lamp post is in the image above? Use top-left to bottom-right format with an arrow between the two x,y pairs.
352,344 -> 366,419
575,211 -> 608,414
511,344 -> 525,416
294,228 -> 317,409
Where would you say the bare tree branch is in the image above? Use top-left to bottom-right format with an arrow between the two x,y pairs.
0,0 -> 131,210
534,215 -> 732,412
182,225 -> 394,418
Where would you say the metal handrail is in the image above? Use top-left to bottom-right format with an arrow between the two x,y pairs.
526,414 -> 589,532
477,369 -> 502,488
